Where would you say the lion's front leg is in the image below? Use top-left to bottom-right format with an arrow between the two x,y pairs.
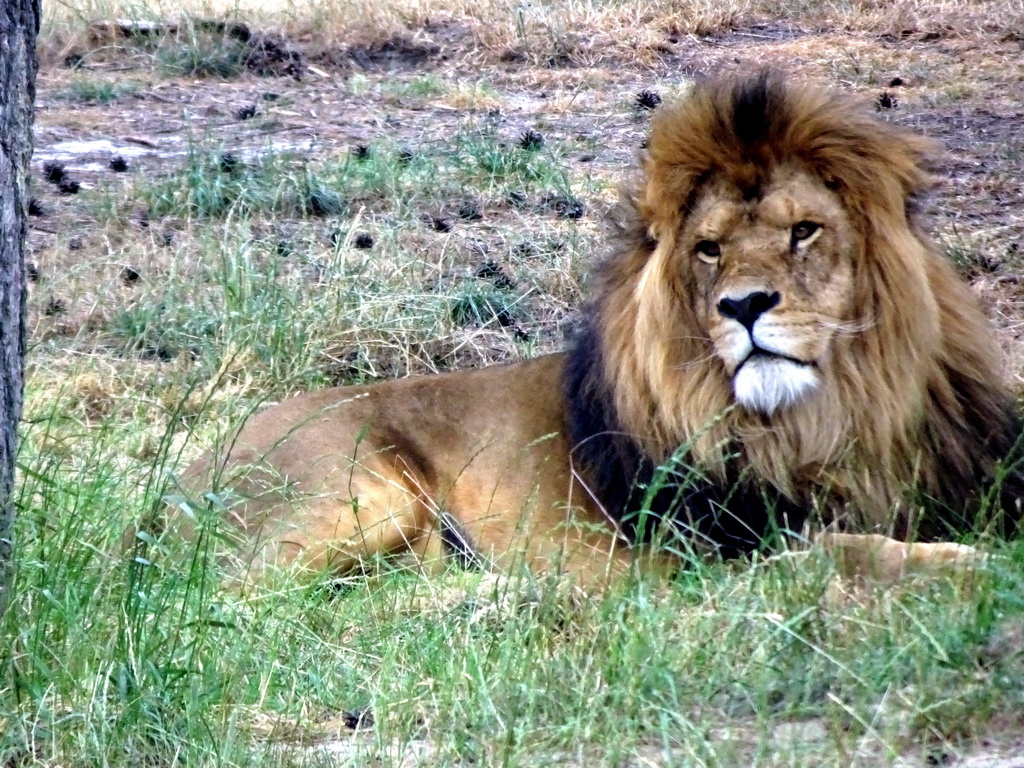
817,532 -> 986,584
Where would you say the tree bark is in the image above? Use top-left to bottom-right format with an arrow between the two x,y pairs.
0,0 -> 39,615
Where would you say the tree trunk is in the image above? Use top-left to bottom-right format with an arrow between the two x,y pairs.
0,0 -> 39,615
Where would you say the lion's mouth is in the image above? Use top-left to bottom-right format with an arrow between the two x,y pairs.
731,348 -> 819,414
734,347 -> 813,374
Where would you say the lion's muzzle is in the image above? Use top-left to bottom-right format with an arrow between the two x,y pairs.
733,355 -> 819,414
713,289 -> 821,414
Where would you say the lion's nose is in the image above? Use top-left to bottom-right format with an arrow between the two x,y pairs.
717,291 -> 781,330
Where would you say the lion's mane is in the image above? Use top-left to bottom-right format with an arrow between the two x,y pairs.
565,72 -> 1023,552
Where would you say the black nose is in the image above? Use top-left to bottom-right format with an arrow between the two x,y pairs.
717,291 -> 781,330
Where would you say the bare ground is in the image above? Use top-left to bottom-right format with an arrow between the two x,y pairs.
29,18 -> 1024,372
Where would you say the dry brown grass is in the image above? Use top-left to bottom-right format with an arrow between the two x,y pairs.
41,0 -> 1024,69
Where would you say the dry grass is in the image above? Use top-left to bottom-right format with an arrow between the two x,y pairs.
41,0 -> 1024,69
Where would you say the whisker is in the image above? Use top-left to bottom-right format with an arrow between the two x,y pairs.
675,352 -> 718,369
818,317 -> 877,335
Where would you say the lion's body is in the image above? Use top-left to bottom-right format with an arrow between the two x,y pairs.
174,72 -> 1023,588
180,354 -> 651,586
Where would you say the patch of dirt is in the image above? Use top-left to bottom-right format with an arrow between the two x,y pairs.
291,724 -> 1024,767
342,34 -> 444,71
31,20 -> 1024,352
699,20 -> 814,46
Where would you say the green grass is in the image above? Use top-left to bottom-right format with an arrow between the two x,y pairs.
106,128 -> 583,223
58,75 -> 138,104
142,21 -> 253,79
386,74 -> 447,99
7,362 -> 1024,766
156,39 -> 248,79
6,414 -> 1024,766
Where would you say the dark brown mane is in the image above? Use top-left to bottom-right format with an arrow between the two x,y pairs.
642,70 -> 934,231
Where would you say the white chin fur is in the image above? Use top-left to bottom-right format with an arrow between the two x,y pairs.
733,357 -> 819,414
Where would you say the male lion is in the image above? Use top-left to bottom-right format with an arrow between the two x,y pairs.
174,72 -> 1023,589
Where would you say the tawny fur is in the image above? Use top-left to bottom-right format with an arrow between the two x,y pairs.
166,72 -> 1023,589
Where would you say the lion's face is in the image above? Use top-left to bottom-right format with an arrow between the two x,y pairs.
679,165 -> 858,414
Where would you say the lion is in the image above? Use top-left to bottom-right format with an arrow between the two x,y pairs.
171,72 -> 1024,590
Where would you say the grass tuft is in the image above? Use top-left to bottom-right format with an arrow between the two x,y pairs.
58,75 -> 138,104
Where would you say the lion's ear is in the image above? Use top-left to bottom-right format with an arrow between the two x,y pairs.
821,173 -> 841,192
619,194 -> 661,253
632,195 -> 658,234
644,216 -> 675,252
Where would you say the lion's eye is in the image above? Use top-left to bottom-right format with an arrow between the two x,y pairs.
791,221 -> 821,243
695,240 -> 721,264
